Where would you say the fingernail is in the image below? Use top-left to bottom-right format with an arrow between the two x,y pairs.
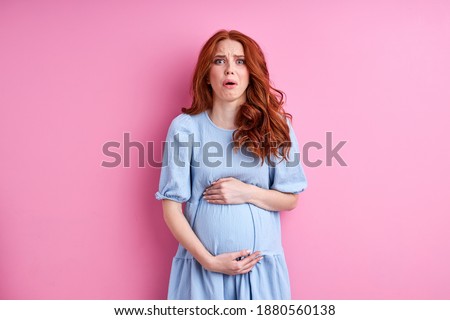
246,250 -> 251,254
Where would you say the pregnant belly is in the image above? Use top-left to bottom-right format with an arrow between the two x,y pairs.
192,201 -> 255,255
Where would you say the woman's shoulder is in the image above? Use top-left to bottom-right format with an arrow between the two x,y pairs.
169,113 -> 194,130
170,112 -> 191,126
168,111 -> 205,134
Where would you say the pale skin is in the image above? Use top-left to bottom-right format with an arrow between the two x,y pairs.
162,39 -> 298,276
203,177 -> 298,211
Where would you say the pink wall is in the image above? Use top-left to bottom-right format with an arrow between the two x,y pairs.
1,0 -> 449,299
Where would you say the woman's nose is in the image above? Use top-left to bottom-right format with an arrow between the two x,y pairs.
225,63 -> 235,75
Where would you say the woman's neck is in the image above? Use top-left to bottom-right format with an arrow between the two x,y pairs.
209,102 -> 241,130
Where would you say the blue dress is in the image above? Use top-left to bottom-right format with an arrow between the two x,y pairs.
155,111 -> 307,299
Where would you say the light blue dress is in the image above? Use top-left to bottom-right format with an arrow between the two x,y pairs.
155,111 -> 307,299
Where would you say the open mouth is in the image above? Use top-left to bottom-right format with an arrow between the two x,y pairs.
223,80 -> 237,88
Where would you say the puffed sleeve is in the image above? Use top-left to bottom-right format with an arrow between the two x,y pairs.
155,114 -> 193,203
269,118 -> 307,194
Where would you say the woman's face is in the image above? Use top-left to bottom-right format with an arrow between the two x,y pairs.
208,39 -> 250,107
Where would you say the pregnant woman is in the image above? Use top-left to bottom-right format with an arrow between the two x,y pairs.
155,30 -> 307,299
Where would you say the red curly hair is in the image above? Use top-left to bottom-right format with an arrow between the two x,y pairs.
182,29 -> 292,165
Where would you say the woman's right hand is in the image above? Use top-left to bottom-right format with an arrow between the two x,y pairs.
203,250 -> 263,276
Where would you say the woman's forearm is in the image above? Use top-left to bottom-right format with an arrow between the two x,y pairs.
203,177 -> 299,211
246,184 -> 299,212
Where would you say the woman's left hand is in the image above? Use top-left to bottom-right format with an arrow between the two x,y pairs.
203,177 -> 254,205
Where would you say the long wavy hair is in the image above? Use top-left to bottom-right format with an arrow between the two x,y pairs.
182,30 -> 292,165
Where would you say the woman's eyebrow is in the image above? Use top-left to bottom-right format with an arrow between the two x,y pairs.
213,54 -> 245,58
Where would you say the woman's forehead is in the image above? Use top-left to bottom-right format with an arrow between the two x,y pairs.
214,39 -> 245,56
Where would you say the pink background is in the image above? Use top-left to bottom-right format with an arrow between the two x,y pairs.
1,0 -> 449,299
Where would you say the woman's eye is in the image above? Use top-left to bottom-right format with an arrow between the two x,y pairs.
236,59 -> 246,65
213,59 -> 225,65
